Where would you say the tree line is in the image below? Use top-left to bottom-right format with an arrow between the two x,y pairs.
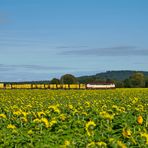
50,74 -> 78,84
4,72 -> 148,88
117,73 -> 148,88
50,72 -> 148,88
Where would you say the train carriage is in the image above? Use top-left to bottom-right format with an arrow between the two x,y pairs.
62,84 -> 69,89
11,84 -> 32,89
79,84 -> 86,89
49,84 -> 57,89
86,82 -> 115,89
32,84 -> 45,89
44,84 -> 50,89
5,84 -> 12,89
69,84 -> 79,89
57,84 -> 62,89
0,83 -> 4,89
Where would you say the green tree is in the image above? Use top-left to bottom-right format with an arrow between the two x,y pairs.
50,78 -> 60,84
145,77 -> 148,88
124,79 -> 131,88
115,81 -> 124,88
129,72 -> 145,88
60,74 -> 78,84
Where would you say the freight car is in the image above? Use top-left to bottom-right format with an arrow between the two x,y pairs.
0,83 -> 4,89
0,83 -> 86,89
0,83 -> 115,89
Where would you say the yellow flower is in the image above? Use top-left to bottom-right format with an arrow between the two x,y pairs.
68,104 -> 73,109
112,105 -> 118,110
37,111 -> 45,118
72,109 -> 78,115
137,115 -> 143,125
64,140 -> 70,146
120,107 -> 125,112
135,105 -> 144,112
141,133 -> 148,144
86,121 -> 96,129
86,141 -> 95,147
122,128 -> 132,138
81,112 -> 88,116
28,130 -> 33,135
102,105 -> 107,110
48,105 -> 60,114
41,118 -> 49,128
0,113 -> 6,119
13,110 -> 22,116
85,121 -> 96,136
20,117 -> 28,122
59,114 -> 66,121
7,124 -> 16,129
49,118 -> 57,127
85,101 -> 90,107
37,111 -> 46,118
96,141 -> 107,147
109,138 -> 115,143
61,140 -> 71,148
22,111 -> 28,117
117,141 -> 127,148
100,111 -> 114,120
33,118 -> 41,123
132,97 -> 139,104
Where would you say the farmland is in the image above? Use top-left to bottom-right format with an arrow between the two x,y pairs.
0,89 -> 148,147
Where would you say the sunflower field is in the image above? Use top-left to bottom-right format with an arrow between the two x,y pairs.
0,89 -> 148,148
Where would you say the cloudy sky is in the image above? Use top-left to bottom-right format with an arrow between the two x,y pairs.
0,0 -> 148,81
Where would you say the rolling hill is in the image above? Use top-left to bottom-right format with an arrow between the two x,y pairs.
78,70 -> 148,83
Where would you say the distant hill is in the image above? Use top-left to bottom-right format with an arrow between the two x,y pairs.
3,70 -> 148,84
78,70 -> 148,83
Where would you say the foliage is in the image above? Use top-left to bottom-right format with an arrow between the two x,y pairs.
145,77 -> 148,88
124,73 -> 145,88
0,89 -> 148,147
50,78 -> 60,84
124,79 -> 131,88
60,74 -> 78,84
129,73 -> 145,88
114,81 -> 124,88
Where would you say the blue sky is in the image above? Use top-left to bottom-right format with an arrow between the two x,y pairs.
0,0 -> 148,81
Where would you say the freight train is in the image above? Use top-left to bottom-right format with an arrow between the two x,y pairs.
0,82 -> 115,89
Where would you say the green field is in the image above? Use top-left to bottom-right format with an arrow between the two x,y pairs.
0,89 -> 148,147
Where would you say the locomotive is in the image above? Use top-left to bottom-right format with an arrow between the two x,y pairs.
0,82 -> 115,89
